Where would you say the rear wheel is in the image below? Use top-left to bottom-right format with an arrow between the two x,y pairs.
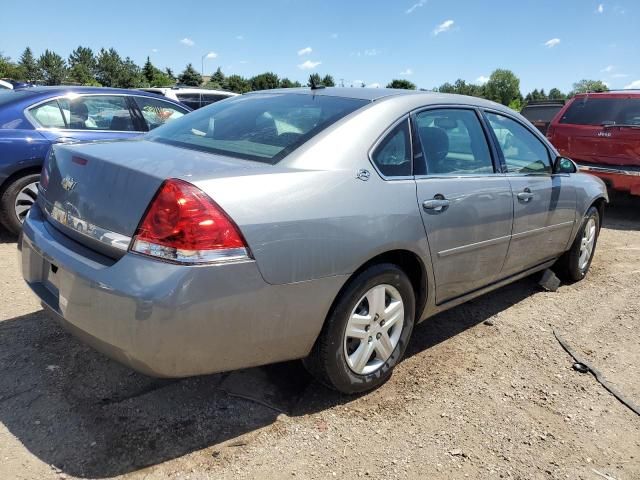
555,206 -> 600,282
0,173 -> 40,236
304,264 -> 415,394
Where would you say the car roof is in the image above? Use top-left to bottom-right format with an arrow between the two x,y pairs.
245,87 -> 512,111
142,87 -> 238,95
573,90 -> 640,98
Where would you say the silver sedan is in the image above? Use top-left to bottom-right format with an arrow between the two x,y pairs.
21,88 -> 607,394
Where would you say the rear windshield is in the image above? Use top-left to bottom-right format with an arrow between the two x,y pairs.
147,93 -> 369,163
560,97 -> 640,126
521,105 -> 563,123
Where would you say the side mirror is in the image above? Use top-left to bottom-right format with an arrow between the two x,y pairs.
554,156 -> 577,174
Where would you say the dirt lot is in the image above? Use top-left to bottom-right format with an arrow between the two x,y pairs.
1,201 -> 638,480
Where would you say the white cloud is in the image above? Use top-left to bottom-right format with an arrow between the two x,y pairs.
612,73 -> 629,78
204,52 -> 217,59
544,38 -> 561,48
624,80 -> 640,89
330,33 -> 339,39
367,82 -> 381,88
364,49 -> 380,56
298,60 -> 321,70
151,48 -> 159,53
476,75 -> 489,84
297,47 -> 312,56
406,0 -> 427,14
597,3 -> 604,13
180,37 -> 195,47
400,68 -> 413,76
601,65 -> 614,72
236,35 -> 244,40
433,20 -> 454,36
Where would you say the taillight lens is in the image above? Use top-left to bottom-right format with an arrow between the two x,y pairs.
130,178 -> 250,264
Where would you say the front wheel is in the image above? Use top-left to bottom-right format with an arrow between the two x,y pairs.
304,264 -> 415,394
555,206 -> 600,282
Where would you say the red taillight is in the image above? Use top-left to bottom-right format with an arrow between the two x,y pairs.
131,178 -> 250,264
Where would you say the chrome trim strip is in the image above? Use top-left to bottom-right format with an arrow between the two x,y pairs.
438,234 -> 511,258
578,164 -> 640,177
42,198 -> 132,252
131,240 -> 251,265
511,221 -> 575,241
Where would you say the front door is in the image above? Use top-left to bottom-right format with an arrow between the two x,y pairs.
483,111 -> 576,276
413,108 -> 513,304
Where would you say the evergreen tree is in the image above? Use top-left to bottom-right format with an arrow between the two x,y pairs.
178,63 -> 202,86
38,50 -> 67,85
18,47 -> 39,82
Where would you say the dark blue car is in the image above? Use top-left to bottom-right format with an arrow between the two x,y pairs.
0,86 -> 190,234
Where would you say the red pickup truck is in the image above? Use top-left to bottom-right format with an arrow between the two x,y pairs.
547,91 -> 640,196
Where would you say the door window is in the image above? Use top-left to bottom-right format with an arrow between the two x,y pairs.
29,100 -> 67,128
176,93 -> 202,109
133,96 -> 187,130
370,119 -> 412,177
55,96 -> 136,131
414,109 -> 494,175
486,112 -> 551,174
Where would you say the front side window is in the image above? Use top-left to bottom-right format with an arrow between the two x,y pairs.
486,112 -> 551,174
371,120 -> 411,177
147,93 -> 369,164
133,96 -> 187,130
414,108 -> 494,175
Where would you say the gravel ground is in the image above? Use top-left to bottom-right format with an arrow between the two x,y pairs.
0,200 -> 638,480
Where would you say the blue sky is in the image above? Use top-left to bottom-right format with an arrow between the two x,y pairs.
1,0 -> 639,93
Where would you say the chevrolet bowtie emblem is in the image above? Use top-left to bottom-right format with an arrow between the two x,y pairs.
61,175 -> 77,192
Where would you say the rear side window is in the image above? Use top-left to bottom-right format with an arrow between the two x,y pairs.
560,97 -> 640,126
147,93 -> 369,164
371,120 -> 412,177
56,95 -> 136,131
486,112 -> 551,174
29,99 -> 66,128
414,108 -> 494,175
201,94 -> 229,106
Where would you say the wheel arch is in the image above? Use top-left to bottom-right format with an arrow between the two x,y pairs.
0,165 -> 42,195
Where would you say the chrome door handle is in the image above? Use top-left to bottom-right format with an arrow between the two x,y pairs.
422,199 -> 450,211
517,189 -> 533,202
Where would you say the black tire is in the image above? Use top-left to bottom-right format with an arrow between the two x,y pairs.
0,173 -> 40,236
304,263 -> 416,394
554,206 -> 600,282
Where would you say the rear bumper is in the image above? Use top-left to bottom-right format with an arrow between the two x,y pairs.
21,204 -> 346,377
577,163 -> 640,196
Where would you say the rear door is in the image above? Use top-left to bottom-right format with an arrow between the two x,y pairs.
484,111 -> 576,276
412,107 -> 513,304
28,94 -> 143,143
130,96 -> 189,131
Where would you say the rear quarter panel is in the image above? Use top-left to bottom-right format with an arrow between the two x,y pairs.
0,129 -> 49,185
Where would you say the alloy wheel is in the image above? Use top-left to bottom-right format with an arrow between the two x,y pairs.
579,217 -> 597,271
14,181 -> 39,223
343,284 -> 404,375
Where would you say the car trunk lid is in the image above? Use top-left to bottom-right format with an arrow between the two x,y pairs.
39,138 -> 267,258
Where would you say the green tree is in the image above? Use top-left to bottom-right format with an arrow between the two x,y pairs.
570,79 -> 608,95
178,63 -> 202,86
386,79 -> 416,90
95,48 -> 124,87
436,79 -> 485,97
18,47 -> 39,82
508,97 -> 523,112
484,69 -> 521,106
307,73 -> 322,88
224,74 -> 251,93
68,46 -> 96,70
38,50 -> 67,85
142,56 -> 155,83
548,88 -> 566,100
140,57 -> 172,87
67,46 -> 98,85
119,57 -> 143,88
250,72 -> 280,90
321,74 -> 335,87
279,78 -> 301,88
0,53 -> 22,79
165,67 -> 176,82
206,67 -> 225,89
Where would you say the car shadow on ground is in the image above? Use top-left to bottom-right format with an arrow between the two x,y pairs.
0,275 -> 538,478
0,230 -> 17,244
604,195 -> 640,231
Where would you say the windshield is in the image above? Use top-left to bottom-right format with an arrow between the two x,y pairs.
146,93 -> 369,163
